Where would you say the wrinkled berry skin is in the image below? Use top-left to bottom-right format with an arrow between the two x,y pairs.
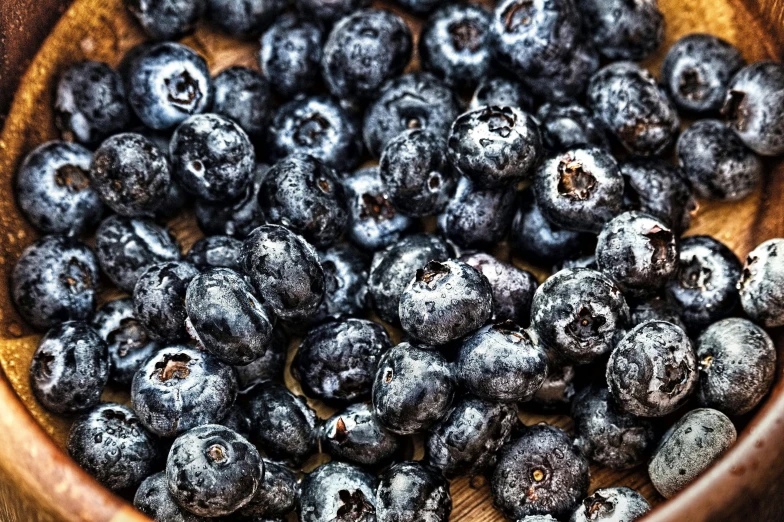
399,260 -> 493,345
534,147 -> 624,233
426,396 -> 517,479
470,76 -> 534,112
308,245 -> 369,325
12,236 -> 100,330
649,408 -> 736,499
234,327 -> 289,390
296,0 -> 368,24
127,43 -> 212,130
491,424 -> 590,520
572,386 -> 656,470
212,67 -> 271,138
300,461 -> 377,522
588,62 -> 680,156
133,261 -> 199,341
207,0 -> 289,37
186,268 -> 275,365
577,0 -> 664,60
67,403 -> 158,490
126,0 -> 205,40
268,96 -> 361,172
260,155 -> 349,248
363,73 -> 460,158
293,318 -> 392,404
320,402 -> 401,467
568,487 -> 651,522
132,346 -> 237,437
677,119 -> 763,201
241,225 -> 325,321
448,106 -> 542,189
665,235 -> 741,331
531,268 -> 629,364
260,15 -> 322,99
739,238 -> 784,327
420,4 -> 492,89
321,9 -> 412,102
30,321 -> 108,414
166,424 -> 262,517
55,61 -> 129,145
533,364 -> 576,409
372,343 -> 455,435
134,472 -> 207,522
16,142 -> 102,236
607,321 -> 697,417
238,459 -> 300,519
195,163 -> 268,239
376,461 -> 452,522
697,318 -> 776,416
511,195 -> 591,263
186,236 -> 243,272
96,216 -> 181,292
536,103 -> 609,152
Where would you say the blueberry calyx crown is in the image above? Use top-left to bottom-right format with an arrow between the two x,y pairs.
54,164 -> 90,192
164,70 -> 201,112
449,20 -> 483,52
335,489 -> 375,520
360,193 -> 396,221
722,90 -> 749,131
557,157 -> 596,201
294,113 -> 330,147
679,68 -> 707,102
583,491 -> 614,518
503,0 -> 535,33
566,306 -> 606,341
108,318 -> 148,357
478,106 -> 516,139
415,260 -> 450,285
153,353 -> 191,382
679,255 -> 712,290
645,225 -> 675,266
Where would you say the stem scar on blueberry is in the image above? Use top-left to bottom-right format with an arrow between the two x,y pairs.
61,257 -> 91,293
207,444 -> 228,464
37,352 -> 56,378
449,20 -> 482,52
584,492 -> 613,518
645,225 -> 674,265
566,306 -> 606,340
318,177 -> 332,193
108,318 -> 148,356
700,354 -> 714,371
492,320 -> 528,343
360,193 -> 396,221
336,489 -> 375,518
165,70 -> 201,110
679,68 -> 706,101
54,164 -> 90,192
557,157 -> 596,201
153,353 -> 192,381
503,0 -> 534,32
680,255 -> 711,290
416,261 -> 450,285
295,113 -> 330,146
722,90 -> 748,130
478,107 -> 515,138
384,368 -> 394,384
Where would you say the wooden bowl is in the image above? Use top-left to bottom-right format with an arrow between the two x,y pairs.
2,0 -> 784,520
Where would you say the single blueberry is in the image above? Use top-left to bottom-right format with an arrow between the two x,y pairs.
536,103 -> 610,152
739,238 -> 784,327
469,76 -> 534,112
195,163 -> 268,239
300,461 -> 376,522
237,458 -> 301,519
125,0 -> 206,40
133,261 -> 200,341
320,402 -> 401,468
212,66 -> 272,138
186,235 -> 243,272
260,14 -> 323,99
376,461 -> 452,522
206,0 -> 289,37
577,0 -> 664,60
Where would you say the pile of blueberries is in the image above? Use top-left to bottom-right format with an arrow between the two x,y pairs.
10,0 -> 784,519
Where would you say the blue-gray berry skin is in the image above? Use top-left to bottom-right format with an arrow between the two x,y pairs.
125,0 -> 205,40
426,396 -> 517,479
649,408 -> 736,499
448,106 -> 542,190
607,320 -> 697,418
534,147 -> 624,234
572,385 -> 656,470
470,76 -> 534,112
207,0 -> 289,37
376,461 -> 451,522
519,517 -> 558,522
92,298 -> 160,387
132,346 -> 237,437
195,163 -> 268,239
399,260 -> 493,346
306,244 -> 369,326
588,62 -> 680,157
166,424 -> 262,517
220,403 -> 253,440
134,472 -> 208,522
241,225 -> 325,321
67,403 -> 158,491
665,235 -> 741,331
95,215 -> 181,292
491,424 -> 590,520
55,61 -> 130,145
12,236 -> 100,331
300,461 -> 377,522
439,177 -> 516,249
320,402 -> 401,468
212,67 -> 272,138
677,119 -> 763,201
363,72 -> 460,158
521,42 -> 600,103
234,326 -> 289,390
536,103 -> 610,153
321,9 -> 412,102
186,236 -> 243,272
29,321 -> 108,414
532,364 -> 576,410
260,14 -> 322,99
628,295 -> 686,332
696,318 -> 776,416
568,487 -> 650,522
238,459 -> 300,519
531,268 -> 629,364
296,0 -> 368,25
394,0 -> 443,14
133,261 -> 199,342
127,43 -> 212,130
661,34 -> 745,114
739,238 -> 784,327
15,141 -> 103,236
577,0 -> 664,61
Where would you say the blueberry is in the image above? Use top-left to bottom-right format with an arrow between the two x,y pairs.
95,215 -> 181,292
648,408 -> 736,498
268,96 -> 362,172
588,62 -> 680,157
186,235 -> 243,272
134,471 -> 208,522
127,42 -> 212,130
125,0 -> 205,40
677,119 -> 763,200
491,424 -> 590,520
696,318 -> 776,416
321,9 -> 412,102
519,517 -> 558,522
260,15 -> 323,99
320,402 -> 401,467
166,424 -> 262,516
195,163 -> 268,238
376,461 -> 451,522
15,141 -> 103,236
132,261 -> 199,342
241,225 -> 325,321
665,235 -> 742,331
92,298 -> 160,387
308,244 -> 369,325
29,321 -> 108,414
295,0 -> 368,25
12,235 -> 100,330
577,0 -> 664,60
67,403 -> 158,490
220,402 -> 253,439
530,268 -> 629,364
186,268 -> 275,365
448,106 -> 542,190
536,103 -> 610,153
607,320 -> 697,417
532,364 -> 576,409
739,238 -> 784,327
628,295 -> 687,332
425,395 -> 517,479
372,343 -> 455,435
55,61 -> 130,145
469,76 -> 534,112
238,459 -> 301,519
568,487 -> 651,522
363,72 -> 460,158
300,461 -> 376,522
132,346 -> 237,437
293,318 -> 392,403
246,382 -> 318,466
234,326 -> 289,390
212,66 -> 272,139
420,3 -> 492,89
533,147 -> 624,233
206,0 -> 289,37
519,42 -> 600,103
394,0 -> 442,14
556,255 -> 598,273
